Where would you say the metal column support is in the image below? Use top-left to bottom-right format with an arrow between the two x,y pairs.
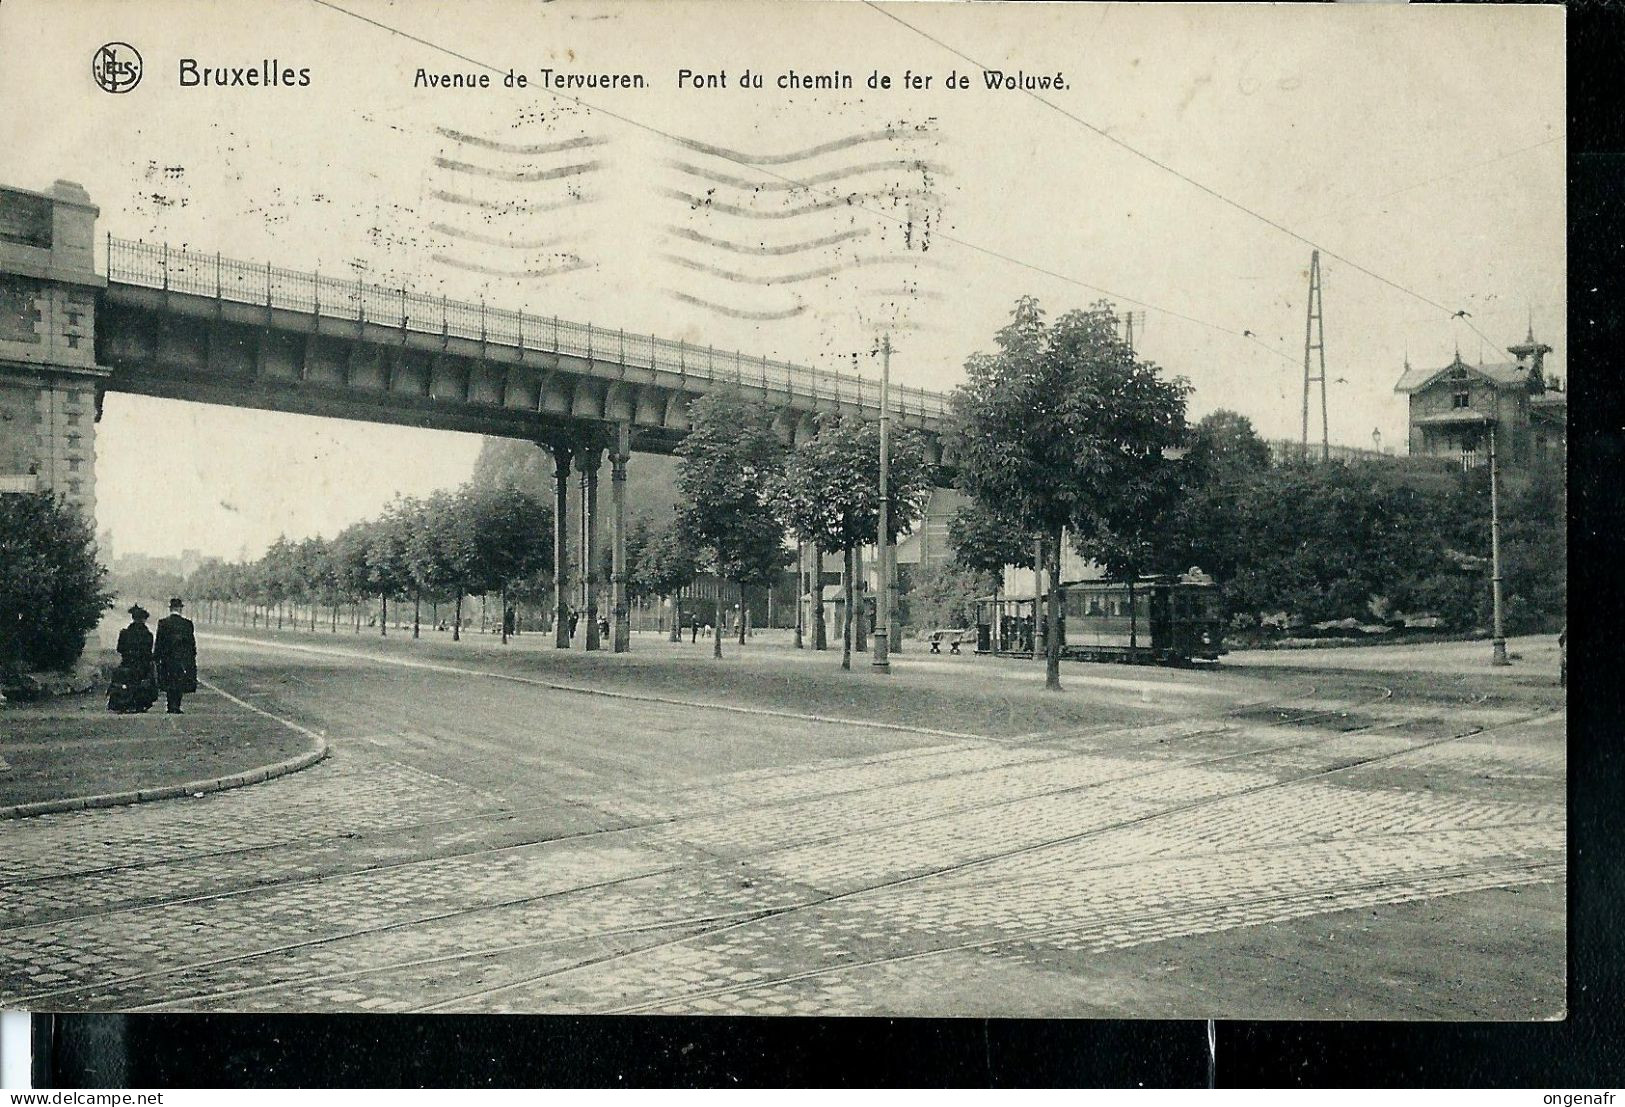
577,447 -> 602,651
872,334 -> 892,674
610,424 -> 631,653
551,444 -> 572,649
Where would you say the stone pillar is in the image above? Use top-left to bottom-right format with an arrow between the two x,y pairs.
577,447 -> 602,650
551,444 -> 571,648
610,424 -> 630,653
0,182 -> 108,520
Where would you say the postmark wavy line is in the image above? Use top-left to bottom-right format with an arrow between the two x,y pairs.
428,223 -> 576,250
431,190 -> 595,213
856,285 -> 947,301
667,128 -> 921,166
432,254 -> 592,279
661,187 -> 942,220
665,159 -> 948,193
665,290 -> 806,321
663,252 -> 943,286
433,157 -> 602,183
663,225 -> 870,256
435,128 -> 607,156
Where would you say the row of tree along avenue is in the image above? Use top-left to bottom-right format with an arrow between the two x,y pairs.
936,301 -> 1565,689
5,295 -> 1562,681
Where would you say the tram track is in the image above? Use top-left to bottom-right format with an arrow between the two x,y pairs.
391,698 -> 1558,1014
0,675 -> 1352,898
14,692 -> 1555,1012
0,678 -> 1390,929
115,819 -> 1560,1014
604,857 -> 1566,1015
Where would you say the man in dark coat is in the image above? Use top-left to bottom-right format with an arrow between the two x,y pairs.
154,597 -> 198,714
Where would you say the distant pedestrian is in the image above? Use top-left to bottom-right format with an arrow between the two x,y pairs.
568,611 -> 580,639
503,605 -> 516,637
108,604 -> 158,714
690,617 -> 699,644
154,597 -> 198,715
598,614 -> 610,642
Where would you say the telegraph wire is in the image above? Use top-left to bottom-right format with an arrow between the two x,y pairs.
305,0 -> 1317,366
861,1 -> 1529,356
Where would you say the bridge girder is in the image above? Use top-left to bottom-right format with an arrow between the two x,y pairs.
95,283 -> 946,464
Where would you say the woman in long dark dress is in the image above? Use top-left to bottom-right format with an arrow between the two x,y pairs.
108,605 -> 158,713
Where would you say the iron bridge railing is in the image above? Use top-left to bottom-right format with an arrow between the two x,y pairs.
105,236 -> 951,423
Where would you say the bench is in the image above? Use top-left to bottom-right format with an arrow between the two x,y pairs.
928,628 -> 972,655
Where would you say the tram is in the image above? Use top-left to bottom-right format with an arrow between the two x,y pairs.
975,567 -> 1225,666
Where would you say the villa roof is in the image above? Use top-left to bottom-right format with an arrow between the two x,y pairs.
1394,358 -> 1535,393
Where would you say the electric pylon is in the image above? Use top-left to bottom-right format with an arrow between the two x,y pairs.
1301,250 -> 1329,462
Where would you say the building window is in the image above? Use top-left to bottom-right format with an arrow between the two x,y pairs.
1452,390 -> 1470,409
66,412 -> 80,426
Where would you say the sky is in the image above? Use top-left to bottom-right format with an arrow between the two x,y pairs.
1,1 -> 1565,560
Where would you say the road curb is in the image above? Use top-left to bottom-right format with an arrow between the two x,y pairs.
0,732 -> 329,822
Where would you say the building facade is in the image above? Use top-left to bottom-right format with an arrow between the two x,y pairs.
1394,330 -> 1566,470
0,181 -> 108,518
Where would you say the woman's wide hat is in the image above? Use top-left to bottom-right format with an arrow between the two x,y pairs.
128,604 -> 149,619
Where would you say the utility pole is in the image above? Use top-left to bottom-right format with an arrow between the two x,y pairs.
1120,310 -> 1144,353
872,334 -> 892,674
1301,250 -> 1329,463
1489,422 -> 1510,666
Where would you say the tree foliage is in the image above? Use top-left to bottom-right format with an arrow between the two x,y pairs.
777,413 -> 934,669
948,499 -> 1033,579
675,388 -> 789,657
907,561 -> 996,632
949,297 -> 1190,687
0,493 -> 112,674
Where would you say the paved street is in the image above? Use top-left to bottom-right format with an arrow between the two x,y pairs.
0,631 -> 1565,1018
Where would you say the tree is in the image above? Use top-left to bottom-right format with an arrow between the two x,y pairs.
1185,409 -> 1273,483
365,506 -> 414,636
675,388 -> 788,659
778,414 -> 934,670
333,523 -> 376,633
638,514 -> 702,642
948,498 -> 1034,639
463,485 -> 552,643
0,493 -> 112,676
259,536 -> 301,629
405,490 -> 481,640
907,561 -> 995,632
949,297 -> 1190,688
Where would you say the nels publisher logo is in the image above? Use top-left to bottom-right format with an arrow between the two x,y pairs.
92,42 -> 143,93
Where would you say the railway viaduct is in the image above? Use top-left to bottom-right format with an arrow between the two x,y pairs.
0,179 -> 953,653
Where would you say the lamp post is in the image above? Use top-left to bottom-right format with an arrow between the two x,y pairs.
872,334 -> 892,674
1489,421 -> 1510,666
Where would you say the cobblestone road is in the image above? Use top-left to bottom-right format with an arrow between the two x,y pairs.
0,635 -> 1566,1018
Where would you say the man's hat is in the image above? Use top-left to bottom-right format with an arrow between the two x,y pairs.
168,597 -> 184,610
128,604 -> 149,619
